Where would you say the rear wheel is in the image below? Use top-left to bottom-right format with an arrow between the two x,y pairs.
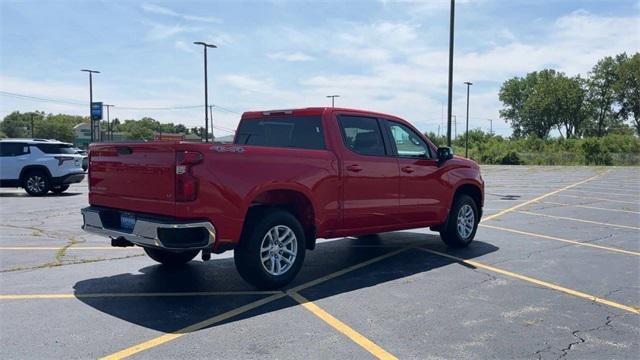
51,185 -> 70,194
144,247 -> 199,266
440,194 -> 479,248
23,170 -> 50,196
234,210 -> 306,290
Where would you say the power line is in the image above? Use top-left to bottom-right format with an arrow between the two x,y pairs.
0,90 -> 241,114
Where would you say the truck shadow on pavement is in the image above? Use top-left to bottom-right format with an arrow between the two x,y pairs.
73,232 -> 498,333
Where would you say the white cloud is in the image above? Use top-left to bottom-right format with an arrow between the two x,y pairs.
141,3 -> 221,23
142,21 -> 198,41
267,52 -> 315,62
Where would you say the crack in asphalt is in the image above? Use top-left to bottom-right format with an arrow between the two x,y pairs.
0,254 -> 145,273
555,313 -> 621,359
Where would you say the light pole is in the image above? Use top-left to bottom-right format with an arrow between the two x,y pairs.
81,69 -> 100,143
103,104 -> 114,142
464,81 -> 473,157
446,0 -> 455,147
326,95 -> 340,108
193,41 -> 217,143
488,118 -> 493,135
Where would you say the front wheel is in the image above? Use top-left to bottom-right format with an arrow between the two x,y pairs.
234,210 -> 306,290
440,194 -> 479,248
144,247 -> 199,266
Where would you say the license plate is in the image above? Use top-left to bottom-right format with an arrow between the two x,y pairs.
120,213 -> 136,230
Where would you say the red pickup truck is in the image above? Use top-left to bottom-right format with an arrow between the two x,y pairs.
82,107 -> 483,289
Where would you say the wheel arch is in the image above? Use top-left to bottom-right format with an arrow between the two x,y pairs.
19,165 -> 52,185
243,187 -> 318,250
453,182 -> 483,214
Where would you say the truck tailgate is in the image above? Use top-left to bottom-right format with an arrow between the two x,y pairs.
89,143 -> 176,216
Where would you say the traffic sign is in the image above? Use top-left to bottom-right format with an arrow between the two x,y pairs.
91,102 -> 103,121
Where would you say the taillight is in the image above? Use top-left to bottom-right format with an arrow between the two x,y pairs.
54,156 -> 75,166
175,151 -> 203,202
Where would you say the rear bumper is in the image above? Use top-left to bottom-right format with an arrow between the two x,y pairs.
81,206 -> 216,250
53,172 -> 85,185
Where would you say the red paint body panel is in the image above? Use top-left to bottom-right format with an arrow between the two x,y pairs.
88,107 -> 483,250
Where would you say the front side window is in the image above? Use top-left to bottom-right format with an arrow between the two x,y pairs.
0,143 -> 29,157
235,116 -> 325,150
35,143 -> 76,154
338,116 -> 386,156
387,122 -> 430,158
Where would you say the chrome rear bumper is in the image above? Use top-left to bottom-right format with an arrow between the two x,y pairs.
81,206 -> 215,250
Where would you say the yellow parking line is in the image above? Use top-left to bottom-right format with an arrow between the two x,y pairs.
0,291 -> 281,300
417,248 -> 639,314
482,171 -> 608,223
540,201 -> 640,215
480,224 -> 640,256
557,194 -> 640,205
101,292 -> 287,360
288,291 -> 398,360
517,210 -> 640,231
101,247 -> 411,359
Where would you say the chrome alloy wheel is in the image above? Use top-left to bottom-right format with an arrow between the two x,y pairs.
26,175 -> 45,194
260,225 -> 297,276
456,204 -> 475,239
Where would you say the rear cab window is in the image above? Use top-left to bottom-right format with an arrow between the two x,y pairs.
234,116 -> 325,150
338,115 -> 387,156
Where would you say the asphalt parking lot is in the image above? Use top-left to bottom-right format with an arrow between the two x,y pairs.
1,165 -> 638,359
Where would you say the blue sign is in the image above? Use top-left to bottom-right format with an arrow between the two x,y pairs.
91,102 -> 103,121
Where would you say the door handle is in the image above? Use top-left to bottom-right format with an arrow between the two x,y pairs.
401,166 -> 415,173
346,164 -> 363,173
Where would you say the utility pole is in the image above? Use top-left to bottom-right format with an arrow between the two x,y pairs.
464,81 -> 473,158
193,41 -> 217,143
209,105 -> 214,141
488,118 -> 493,135
446,0 -> 455,147
326,95 -> 340,108
453,115 -> 457,139
30,113 -> 35,137
103,104 -> 114,142
81,69 -> 100,143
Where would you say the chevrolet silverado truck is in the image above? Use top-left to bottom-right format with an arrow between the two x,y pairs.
82,107 -> 483,289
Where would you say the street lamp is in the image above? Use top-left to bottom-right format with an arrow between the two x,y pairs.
446,0 -> 456,147
81,69 -> 100,143
464,81 -> 473,158
326,95 -> 340,108
193,41 -> 217,143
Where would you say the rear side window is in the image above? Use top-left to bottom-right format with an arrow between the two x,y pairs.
235,116 -> 325,150
338,116 -> 386,156
0,143 -> 29,157
34,143 -> 77,154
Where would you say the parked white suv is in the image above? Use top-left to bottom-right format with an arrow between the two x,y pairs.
0,139 -> 86,196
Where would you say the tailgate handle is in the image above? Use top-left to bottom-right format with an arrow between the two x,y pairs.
116,146 -> 133,155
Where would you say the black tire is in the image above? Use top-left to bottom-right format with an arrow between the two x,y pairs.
22,170 -> 51,196
440,194 -> 479,248
51,185 -> 70,194
234,209 -> 306,290
144,247 -> 199,266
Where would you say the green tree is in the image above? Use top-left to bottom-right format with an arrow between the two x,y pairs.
614,53 -> 640,135
586,56 -> 619,137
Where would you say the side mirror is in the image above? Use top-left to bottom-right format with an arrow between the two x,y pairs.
437,146 -> 454,166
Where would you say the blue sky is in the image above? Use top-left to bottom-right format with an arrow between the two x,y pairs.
1,0 -> 638,137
